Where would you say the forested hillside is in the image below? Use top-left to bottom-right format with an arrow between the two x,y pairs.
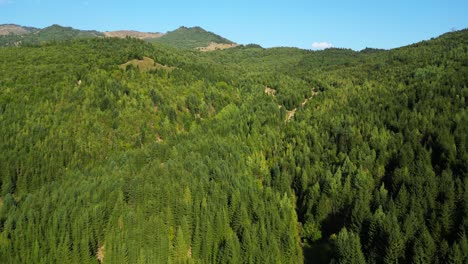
0,29 -> 467,263
152,26 -> 235,49
0,24 -> 234,50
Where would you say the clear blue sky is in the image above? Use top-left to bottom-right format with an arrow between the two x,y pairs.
1,0 -> 467,50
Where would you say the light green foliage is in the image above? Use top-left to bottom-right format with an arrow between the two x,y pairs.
334,228 -> 366,264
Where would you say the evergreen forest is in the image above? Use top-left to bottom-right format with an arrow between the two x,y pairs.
0,27 -> 467,263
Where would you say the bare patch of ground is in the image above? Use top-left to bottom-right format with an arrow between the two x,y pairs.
264,86 -> 277,97
96,245 -> 105,263
285,90 -> 320,122
197,42 -> 238,52
118,216 -> 124,229
120,56 -> 173,72
0,25 -> 31,36
104,30 -> 163,39
156,134 -> 164,143
286,108 -> 297,122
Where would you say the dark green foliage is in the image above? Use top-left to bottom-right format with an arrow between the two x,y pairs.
152,26 -> 234,49
0,28 -> 467,263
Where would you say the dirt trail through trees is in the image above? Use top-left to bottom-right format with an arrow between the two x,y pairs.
285,90 -> 319,122
264,86 -> 319,121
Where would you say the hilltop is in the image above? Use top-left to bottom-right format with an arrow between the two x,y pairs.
35,24 -> 103,41
0,24 -> 237,50
0,24 -> 103,46
151,26 -> 236,49
0,24 -> 39,35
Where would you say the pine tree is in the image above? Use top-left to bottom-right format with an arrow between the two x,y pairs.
335,228 -> 366,264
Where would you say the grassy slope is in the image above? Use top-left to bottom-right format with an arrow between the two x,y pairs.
0,24 -> 40,35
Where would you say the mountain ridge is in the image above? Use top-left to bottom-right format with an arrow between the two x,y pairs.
151,26 -> 236,49
0,24 -> 237,50
1,24 -> 467,51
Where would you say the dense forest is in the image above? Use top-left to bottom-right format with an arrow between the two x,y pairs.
0,27 -> 467,263
151,26 -> 235,49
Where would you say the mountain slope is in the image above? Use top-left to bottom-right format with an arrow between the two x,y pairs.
0,24 -> 236,50
152,26 -> 235,49
35,24 -> 103,41
104,30 -> 163,39
0,29 -> 467,263
0,37 -> 303,263
0,24 -> 39,35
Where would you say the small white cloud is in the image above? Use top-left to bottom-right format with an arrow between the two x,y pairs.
312,41 -> 333,50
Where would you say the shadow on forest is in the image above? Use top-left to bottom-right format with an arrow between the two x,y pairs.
303,242 -> 333,264
303,209 -> 348,263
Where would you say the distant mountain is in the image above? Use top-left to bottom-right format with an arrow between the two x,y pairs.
0,24 -> 237,50
103,30 -> 163,40
0,24 -> 39,36
151,26 -> 235,49
36,24 -> 103,42
0,24 -> 103,46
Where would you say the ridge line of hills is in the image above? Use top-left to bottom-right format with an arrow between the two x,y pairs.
2,23 -> 466,52
0,24 -> 237,50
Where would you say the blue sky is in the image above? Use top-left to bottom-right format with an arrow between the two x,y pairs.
0,0 -> 467,50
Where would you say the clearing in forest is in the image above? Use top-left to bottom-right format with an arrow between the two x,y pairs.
264,86 -> 277,97
285,90 -> 320,122
197,42 -> 238,51
120,56 -> 173,72
96,245 -> 104,263
104,30 -> 163,39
